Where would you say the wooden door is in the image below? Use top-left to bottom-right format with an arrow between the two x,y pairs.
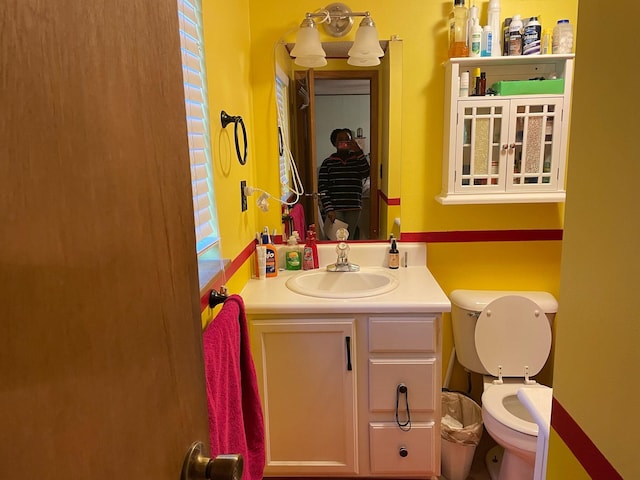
0,1 -> 210,478
293,70 -> 320,232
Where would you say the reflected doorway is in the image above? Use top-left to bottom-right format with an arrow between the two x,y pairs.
293,70 -> 379,240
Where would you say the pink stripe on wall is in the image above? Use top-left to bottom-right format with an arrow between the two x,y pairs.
379,190 -> 400,206
551,397 -> 622,479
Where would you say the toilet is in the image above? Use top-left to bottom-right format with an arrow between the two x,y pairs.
449,289 -> 558,480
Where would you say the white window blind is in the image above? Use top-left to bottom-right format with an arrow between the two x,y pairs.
178,0 -> 220,256
275,72 -> 291,201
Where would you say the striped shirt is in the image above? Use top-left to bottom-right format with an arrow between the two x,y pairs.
318,152 -> 370,213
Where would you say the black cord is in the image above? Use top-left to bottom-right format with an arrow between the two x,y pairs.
395,383 -> 411,431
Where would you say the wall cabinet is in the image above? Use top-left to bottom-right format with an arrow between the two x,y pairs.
437,55 -> 575,204
249,313 -> 442,478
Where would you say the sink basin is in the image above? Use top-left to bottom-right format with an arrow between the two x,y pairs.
285,269 -> 399,299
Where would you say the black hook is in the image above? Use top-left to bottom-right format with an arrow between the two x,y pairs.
208,287 -> 229,308
220,110 -> 240,128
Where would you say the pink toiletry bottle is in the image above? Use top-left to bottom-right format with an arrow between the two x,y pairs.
303,225 -> 319,270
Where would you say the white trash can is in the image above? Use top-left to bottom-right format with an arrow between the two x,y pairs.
440,391 -> 483,480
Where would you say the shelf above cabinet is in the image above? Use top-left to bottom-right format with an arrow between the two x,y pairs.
447,53 -> 575,67
436,191 -> 566,205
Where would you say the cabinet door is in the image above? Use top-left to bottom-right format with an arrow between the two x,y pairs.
505,98 -> 564,192
250,319 -> 358,475
455,99 -> 511,193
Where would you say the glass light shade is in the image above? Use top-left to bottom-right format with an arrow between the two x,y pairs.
347,54 -> 380,66
347,23 -> 384,58
290,24 -> 326,58
295,55 -> 328,68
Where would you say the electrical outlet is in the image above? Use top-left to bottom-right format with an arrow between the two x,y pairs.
240,180 -> 248,211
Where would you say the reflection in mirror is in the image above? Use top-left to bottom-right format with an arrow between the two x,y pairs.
276,40 -> 402,242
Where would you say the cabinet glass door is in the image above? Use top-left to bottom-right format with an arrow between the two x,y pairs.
506,98 -> 563,192
456,99 -> 510,193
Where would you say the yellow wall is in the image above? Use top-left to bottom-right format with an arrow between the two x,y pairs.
241,0 -> 577,397
547,1 -> 640,477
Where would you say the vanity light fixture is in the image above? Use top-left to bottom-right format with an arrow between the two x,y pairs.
290,2 -> 384,68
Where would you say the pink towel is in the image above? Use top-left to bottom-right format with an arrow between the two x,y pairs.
203,294 -> 265,480
290,203 -> 306,242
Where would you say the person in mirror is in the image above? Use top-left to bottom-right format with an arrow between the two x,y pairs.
318,128 -> 370,240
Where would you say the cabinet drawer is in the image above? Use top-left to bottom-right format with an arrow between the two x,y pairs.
369,359 -> 436,412
369,317 -> 436,352
369,421 -> 437,475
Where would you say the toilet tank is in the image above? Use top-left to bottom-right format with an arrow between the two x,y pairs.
449,289 -> 558,374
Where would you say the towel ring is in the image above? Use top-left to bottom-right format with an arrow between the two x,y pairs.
220,110 -> 248,165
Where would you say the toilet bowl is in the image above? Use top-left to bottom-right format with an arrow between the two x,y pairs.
482,382 -> 547,479
449,290 -> 558,480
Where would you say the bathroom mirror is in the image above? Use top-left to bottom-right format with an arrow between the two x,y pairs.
277,40 -> 402,241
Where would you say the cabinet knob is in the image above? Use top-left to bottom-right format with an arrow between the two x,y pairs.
509,143 -> 516,149
399,447 -> 408,458
502,144 -> 508,150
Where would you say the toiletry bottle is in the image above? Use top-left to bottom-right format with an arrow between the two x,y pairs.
503,17 -> 512,55
448,0 -> 469,58
285,235 -> 301,270
552,19 -> 573,54
469,20 -> 482,57
472,67 -> 481,95
460,71 -> 470,97
478,72 -> 486,96
302,227 -> 318,270
261,228 -> 278,277
508,14 -> 523,56
467,2 -> 479,50
481,25 -> 493,57
256,245 -> 267,279
309,224 -> 319,268
541,28 -> 551,54
523,17 -> 541,55
388,239 -> 400,269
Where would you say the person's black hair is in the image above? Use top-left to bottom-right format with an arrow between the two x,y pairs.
330,128 -> 353,146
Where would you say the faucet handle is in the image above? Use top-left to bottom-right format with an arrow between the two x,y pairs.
336,228 -> 349,241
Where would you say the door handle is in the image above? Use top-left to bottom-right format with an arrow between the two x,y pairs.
181,442 -> 243,480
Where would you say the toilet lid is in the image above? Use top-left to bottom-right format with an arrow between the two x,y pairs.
475,295 -> 552,378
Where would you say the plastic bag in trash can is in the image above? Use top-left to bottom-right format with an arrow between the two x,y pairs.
441,391 -> 483,446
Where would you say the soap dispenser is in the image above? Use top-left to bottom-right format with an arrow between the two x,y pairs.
285,235 -> 302,270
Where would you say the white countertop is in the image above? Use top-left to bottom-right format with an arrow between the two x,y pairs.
241,242 -> 451,315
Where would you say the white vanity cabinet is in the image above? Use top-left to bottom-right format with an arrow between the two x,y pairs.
249,313 -> 442,478
437,55 -> 575,205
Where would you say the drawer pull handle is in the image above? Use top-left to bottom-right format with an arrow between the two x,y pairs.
345,336 -> 352,371
399,447 -> 408,458
395,383 -> 411,431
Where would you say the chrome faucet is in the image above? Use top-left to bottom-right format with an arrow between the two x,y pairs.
326,228 -> 360,272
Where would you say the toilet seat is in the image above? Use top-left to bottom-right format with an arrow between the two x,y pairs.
475,295 -> 552,378
482,384 -> 540,436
